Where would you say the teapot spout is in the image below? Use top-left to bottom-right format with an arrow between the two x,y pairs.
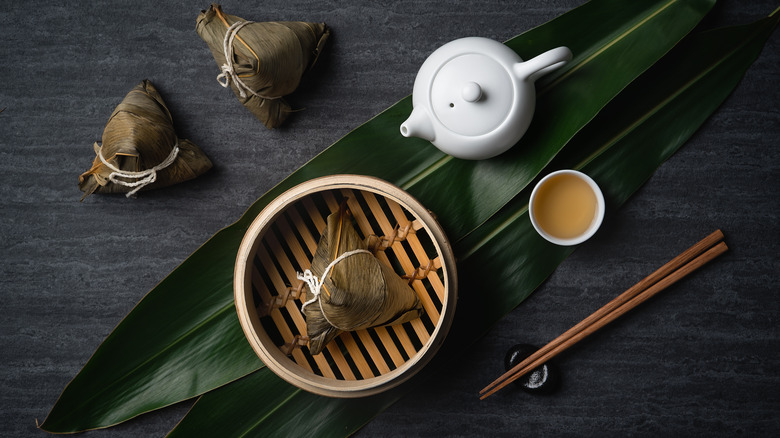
400,107 -> 436,142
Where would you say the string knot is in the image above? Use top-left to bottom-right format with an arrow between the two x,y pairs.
298,249 -> 372,314
216,20 -> 258,99
215,20 -> 282,102
97,141 -> 180,197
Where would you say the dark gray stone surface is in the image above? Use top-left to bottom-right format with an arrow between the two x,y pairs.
1,0 -> 777,436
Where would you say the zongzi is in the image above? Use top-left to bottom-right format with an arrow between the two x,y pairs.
78,80 -> 212,200
300,203 -> 423,356
195,4 -> 330,129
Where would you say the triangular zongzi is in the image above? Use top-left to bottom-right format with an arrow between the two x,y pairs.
78,80 -> 212,200
300,203 -> 422,356
195,4 -> 330,129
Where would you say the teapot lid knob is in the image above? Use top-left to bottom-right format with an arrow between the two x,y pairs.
461,81 -> 482,102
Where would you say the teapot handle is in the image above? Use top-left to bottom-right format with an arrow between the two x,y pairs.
514,46 -> 573,82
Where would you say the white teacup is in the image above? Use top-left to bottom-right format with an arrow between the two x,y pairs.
529,170 -> 605,246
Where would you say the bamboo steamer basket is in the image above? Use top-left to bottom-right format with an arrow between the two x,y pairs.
234,175 -> 457,397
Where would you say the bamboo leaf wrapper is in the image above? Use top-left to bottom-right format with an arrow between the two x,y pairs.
78,80 -> 212,199
196,4 -> 330,129
304,204 -> 422,355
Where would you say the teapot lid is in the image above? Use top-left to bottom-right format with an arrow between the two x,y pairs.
430,53 -> 515,137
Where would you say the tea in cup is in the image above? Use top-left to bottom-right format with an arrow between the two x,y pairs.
529,170 -> 605,246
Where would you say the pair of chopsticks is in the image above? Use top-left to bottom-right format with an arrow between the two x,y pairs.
479,229 -> 728,400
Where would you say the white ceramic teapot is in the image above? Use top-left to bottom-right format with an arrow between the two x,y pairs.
400,37 -> 572,160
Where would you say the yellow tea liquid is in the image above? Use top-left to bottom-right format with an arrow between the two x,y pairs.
532,173 -> 597,239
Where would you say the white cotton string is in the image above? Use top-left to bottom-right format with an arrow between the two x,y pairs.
97,142 -> 180,198
298,249 -> 372,315
216,20 -> 264,99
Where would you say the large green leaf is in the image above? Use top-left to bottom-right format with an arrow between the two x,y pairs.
166,11 -> 779,438
40,0 -> 716,433
406,0 -> 716,239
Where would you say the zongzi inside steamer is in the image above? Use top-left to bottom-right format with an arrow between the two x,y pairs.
301,204 -> 423,355
195,4 -> 330,129
78,80 -> 212,200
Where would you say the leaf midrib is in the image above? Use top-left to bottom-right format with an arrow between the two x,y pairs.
541,0 -> 680,95
574,19 -> 774,170
236,387 -> 303,438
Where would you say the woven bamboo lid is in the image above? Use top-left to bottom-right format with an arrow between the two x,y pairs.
234,175 -> 457,397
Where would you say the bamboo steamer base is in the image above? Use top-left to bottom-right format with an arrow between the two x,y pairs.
234,175 -> 457,398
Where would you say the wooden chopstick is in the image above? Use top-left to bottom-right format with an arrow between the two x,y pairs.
479,229 -> 727,400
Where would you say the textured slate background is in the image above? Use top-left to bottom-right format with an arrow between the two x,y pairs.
1,0 -> 777,436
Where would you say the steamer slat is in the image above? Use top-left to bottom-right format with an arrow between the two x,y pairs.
387,201 -> 447,303
250,264 -> 313,372
360,191 -> 441,322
